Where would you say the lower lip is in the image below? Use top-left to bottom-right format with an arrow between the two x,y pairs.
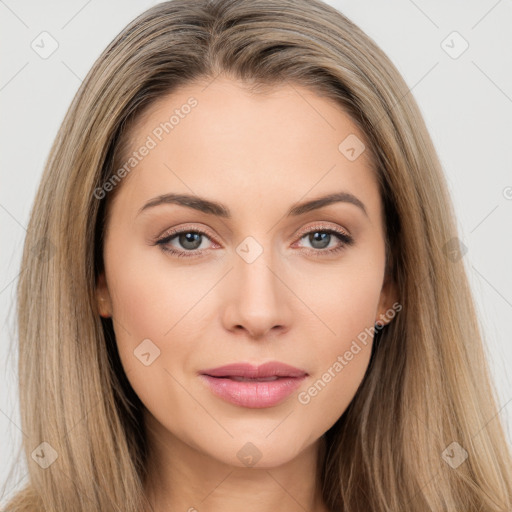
200,375 -> 306,408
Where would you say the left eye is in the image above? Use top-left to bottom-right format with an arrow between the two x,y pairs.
155,226 -> 353,258
297,229 -> 352,251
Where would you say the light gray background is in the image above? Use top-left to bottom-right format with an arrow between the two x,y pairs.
1,0 -> 511,504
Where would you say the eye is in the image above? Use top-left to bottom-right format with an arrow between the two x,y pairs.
153,223 -> 354,259
154,227 -> 216,259
293,223 -> 354,257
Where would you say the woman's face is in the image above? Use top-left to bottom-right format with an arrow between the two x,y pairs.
96,76 -> 396,468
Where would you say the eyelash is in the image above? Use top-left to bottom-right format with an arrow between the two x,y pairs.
153,223 -> 354,259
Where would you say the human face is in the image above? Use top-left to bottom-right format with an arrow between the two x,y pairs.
96,76 -> 396,468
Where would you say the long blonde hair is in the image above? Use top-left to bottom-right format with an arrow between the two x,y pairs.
3,0 -> 511,510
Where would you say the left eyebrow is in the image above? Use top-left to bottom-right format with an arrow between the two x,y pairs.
137,191 -> 368,218
287,192 -> 368,218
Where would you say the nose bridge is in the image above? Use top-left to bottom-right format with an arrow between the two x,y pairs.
222,234 -> 291,337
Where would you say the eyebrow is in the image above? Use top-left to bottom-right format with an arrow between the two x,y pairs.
137,191 -> 368,218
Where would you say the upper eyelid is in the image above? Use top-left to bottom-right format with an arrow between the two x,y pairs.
295,222 -> 351,238
157,221 -> 350,240
156,223 -> 217,244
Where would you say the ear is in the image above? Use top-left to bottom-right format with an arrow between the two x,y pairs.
95,271 -> 113,318
375,273 -> 399,328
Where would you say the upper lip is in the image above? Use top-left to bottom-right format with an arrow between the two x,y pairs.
200,361 -> 308,378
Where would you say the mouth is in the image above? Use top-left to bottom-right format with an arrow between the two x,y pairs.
216,376 -> 282,382
200,361 -> 308,379
199,361 -> 308,408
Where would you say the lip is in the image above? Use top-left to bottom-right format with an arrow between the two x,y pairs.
201,361 -> 308,379
199,362 -> 308,408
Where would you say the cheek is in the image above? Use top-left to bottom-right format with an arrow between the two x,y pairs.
104,247 -> 203,429
295,343 -> 371,444
105,239 -> 205,341
292,255 -> 384,347
103,239 -> 221,399
103,240 -> 180,376
288,257 -> 383,422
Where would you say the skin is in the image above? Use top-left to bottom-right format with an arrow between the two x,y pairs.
96,75 -> 397,512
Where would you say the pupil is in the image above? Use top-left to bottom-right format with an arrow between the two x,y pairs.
180,232 -> 201,249
310,232 -> 330,249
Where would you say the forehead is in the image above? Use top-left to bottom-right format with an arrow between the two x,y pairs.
110,77 -> 380,223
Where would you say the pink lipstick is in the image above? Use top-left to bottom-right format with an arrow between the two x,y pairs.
199,361 -> 307,408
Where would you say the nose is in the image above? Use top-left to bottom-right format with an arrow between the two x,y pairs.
220,245 -> 293,340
